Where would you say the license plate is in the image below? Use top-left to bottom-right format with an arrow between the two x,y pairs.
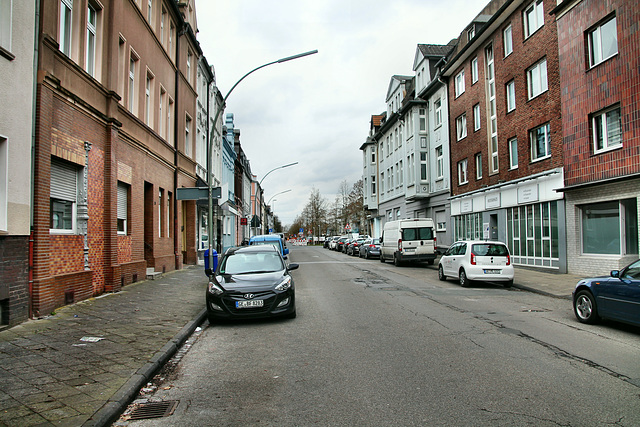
404,247 -> 416,252
484,269 -> 501,274
236,300 -> 264,309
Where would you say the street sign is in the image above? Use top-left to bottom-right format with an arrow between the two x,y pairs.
176,187 -> 221,200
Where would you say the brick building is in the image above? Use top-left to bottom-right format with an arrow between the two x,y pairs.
552,0 -> 639,275
443,0 -> 567,272
31,0 -> 201,317
0,2 -> 36,327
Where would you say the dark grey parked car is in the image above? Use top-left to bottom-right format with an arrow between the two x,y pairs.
359,238 -> 381,259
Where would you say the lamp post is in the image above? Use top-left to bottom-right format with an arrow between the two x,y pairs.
254,163 -> 297,235
207,50 -> 317,272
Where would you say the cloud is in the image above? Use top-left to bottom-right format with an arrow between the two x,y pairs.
197,0 -> 488,226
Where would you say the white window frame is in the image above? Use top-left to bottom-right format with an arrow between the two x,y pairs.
371,175 -> 376,195
185,114 -> 192,157
506,80 -> 516,112
0,136 -> 7,231
128,50 -> 139,113
50,158 -> 80,234
420,152 -> 428,182
456,114 -> 467,141
59,0 -> 73,56
527,58 -> 548,100
588,15 -> 618,68
86,3 -> 97,77
436,146 -> 443,179
524,0 -> 544,39
471,57 -> 478,84
530,123 -> 551,162
475,153 -> 482,180
434,98 -> 442,128
458,159 -> 468,185
503,24 -> 513,57
509,137 -> 518,169
419,108 -> 426,132
455,70 -> 465,97
473,104 -> 481,131
117,181 -> 129,235
592,105 -> 622,153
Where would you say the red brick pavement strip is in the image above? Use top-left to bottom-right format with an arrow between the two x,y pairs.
0,266 -> 208,427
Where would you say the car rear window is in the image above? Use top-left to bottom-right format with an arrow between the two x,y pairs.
221,252 -> 284,275
402,227 -> 433,241
471,244 -> 509,256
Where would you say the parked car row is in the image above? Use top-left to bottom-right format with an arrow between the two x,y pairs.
324,235 -> 381,259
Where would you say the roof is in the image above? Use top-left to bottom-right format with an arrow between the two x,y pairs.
417,43 -> 455,58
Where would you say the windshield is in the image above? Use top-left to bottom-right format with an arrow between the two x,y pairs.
402,227 -> 433,241
220,252 -> 285,275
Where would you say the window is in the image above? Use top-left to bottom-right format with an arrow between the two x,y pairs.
167,97 -> 174,146
158,188 -> 164,237
0,0 -> 11,53
473,104 -> 481,131
419,108 -> 426,132
371,175 -> 376,195
458,159 -> 468,185
371,148 -> 376,164
592,105 -> 621,153
530,123 -> 551,161
467,26 -> 475,41
455,70 -> 465,97
380,172 -> 384,193
147,0 -> 153,22
128,51 -> 139,113
161,7 -> 166,45
420,136 -> 427,149
420,152 -> 427,181
117,182 -> 129,234
59,0 -> 73,56
527,58 -> 548,100
185,115 -> 192,157
456,114 -> 467,141
380,140 -> 384,158
475,153 -> 482,179
187,50 -> 192,84
50,158 -> 79,232
588,15 -> 618,68
159,86 -> 166,138
524,0 -> 544,39
434,98 -> 442,127
471,57 -> 478,84
506,81 -> 516,112
145,71 -> 154,127
486,44 -> 498,173
509,137 -> 518,169
398,160 -> 403,186
86,3 -> 97,76
503,24 -> 513,57
581,199 -> 638,255
436,146 -> 443,179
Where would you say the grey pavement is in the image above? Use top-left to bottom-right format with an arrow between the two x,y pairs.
0,259 -> 586,427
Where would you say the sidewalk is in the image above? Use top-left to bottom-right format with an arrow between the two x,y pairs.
0,266 -> 208,427
0,263 -> 585,426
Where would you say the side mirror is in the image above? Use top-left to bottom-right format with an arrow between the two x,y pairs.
287,263 -> 299,271
204,249 -> 218,276
610,270 -> 620,278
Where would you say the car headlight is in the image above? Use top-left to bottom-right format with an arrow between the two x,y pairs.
208,281 -> 224,295
275,276 -> 292,291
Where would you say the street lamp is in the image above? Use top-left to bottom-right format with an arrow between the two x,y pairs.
259,162 -> 298,186
267,189 -> 291,206
254,163 -> 297,235
207,50 -> 318,272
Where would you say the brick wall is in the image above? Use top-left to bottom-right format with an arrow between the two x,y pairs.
556,0 -> 640,187
449,0 -> 564,196
0,236 -> 29,326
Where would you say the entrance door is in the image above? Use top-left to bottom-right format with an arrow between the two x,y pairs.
490,214 -> 499,240
144,181 -> 154,267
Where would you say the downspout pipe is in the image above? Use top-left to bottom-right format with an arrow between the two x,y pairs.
174,24 -> 188,270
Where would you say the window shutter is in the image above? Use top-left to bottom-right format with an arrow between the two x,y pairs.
117,183 -> 128,220
51,158 -> 77,201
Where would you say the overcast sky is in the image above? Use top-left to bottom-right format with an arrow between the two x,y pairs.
196,0 -> 488,229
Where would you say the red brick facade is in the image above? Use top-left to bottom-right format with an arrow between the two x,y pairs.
31,0 -> 200,317
554,0 -> 640,187
447,0 -> 563,194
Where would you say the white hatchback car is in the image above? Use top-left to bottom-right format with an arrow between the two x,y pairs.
438,240 -> 514,288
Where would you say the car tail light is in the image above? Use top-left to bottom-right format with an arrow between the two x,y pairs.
398,239 -> 402,252
470,252 -> 476,265
369,244 -> 375,248
506,254 -> 511,265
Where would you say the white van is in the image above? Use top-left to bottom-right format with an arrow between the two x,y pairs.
380,219 -> 437,266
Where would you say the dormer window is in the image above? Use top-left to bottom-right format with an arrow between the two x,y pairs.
467,26 -> 475,42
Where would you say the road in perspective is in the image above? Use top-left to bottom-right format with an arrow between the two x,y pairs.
120,246 -> 640,426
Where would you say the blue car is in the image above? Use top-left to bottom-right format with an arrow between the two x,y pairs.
573,259 -> 640,327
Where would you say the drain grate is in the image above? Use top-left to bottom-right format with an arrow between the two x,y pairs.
128,401 -> 179,420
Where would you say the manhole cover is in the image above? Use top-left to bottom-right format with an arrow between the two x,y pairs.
128,401 -> 179,420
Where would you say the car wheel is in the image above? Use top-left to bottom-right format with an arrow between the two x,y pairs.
438,265 -> 446,281
504,280 -> 513,288
574,290 -> 599,324
459,269 -> 470,287
286,308 -> 297,319
364,251 -> 369,259
380,254 -> 385,263
394,254 -> 401,267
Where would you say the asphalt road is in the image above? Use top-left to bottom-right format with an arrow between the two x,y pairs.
119,246 -> 640,426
